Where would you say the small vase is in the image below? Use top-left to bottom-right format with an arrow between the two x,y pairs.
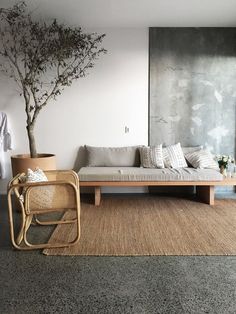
220,165 -> 227,177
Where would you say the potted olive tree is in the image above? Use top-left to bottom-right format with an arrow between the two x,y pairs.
0,2 -> 106,175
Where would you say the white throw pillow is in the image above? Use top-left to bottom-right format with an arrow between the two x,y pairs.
185,149 -> 219,170
163,143 -> 188,168
26,168 -> 48,182
139,145 -> 164,168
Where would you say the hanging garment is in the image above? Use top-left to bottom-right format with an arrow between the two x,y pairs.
0,112 -> 12,179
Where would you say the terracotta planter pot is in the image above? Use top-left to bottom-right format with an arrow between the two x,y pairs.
11,153 -> 56,176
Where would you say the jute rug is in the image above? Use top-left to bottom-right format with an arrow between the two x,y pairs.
43,196 -> 236,256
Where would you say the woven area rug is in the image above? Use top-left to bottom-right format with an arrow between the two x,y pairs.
43,196 -> 236,256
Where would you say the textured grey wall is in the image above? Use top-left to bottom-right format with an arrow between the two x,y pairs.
149,28 -> 236,156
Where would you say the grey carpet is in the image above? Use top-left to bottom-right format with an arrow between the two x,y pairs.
1,194 -> 236,314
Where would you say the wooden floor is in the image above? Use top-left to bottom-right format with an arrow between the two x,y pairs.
44,196 -> 236,256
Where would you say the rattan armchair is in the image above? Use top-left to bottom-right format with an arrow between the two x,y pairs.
7,170 -> 80,250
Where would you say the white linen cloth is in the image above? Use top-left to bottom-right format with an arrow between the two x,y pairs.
0,112 -> 12,178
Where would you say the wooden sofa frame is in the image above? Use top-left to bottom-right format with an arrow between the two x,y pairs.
80,178 -> 236,206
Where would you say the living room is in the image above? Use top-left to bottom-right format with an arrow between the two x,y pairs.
1,0 -> 236,313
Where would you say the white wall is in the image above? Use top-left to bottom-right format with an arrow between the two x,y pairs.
0,28 -> 149,193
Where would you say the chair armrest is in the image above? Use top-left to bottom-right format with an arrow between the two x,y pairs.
44,170 -> 79,188
8,180 -> 78,191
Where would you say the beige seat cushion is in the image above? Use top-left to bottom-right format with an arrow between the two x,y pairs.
78,167 -> 223,182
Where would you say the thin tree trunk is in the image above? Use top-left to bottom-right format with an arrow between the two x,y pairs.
26,125 -> 37,158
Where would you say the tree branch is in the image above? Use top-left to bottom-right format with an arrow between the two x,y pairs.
0,2 -> 106,157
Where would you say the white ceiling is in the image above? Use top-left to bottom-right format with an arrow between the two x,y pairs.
1,0 -> 236,27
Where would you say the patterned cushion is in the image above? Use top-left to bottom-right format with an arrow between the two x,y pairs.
185,150 -> 219,170
22,168 -> 54,209
26,168 -> 48,182
139,145 -> 164,168
163,143 -> 188,168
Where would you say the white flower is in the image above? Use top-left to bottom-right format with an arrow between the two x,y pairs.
216,154 -> 235,164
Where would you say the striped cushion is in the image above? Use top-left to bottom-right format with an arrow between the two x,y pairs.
162,149 -> 171,167
185,149 -> 219,170
182,146 -> 203,166
163,143 -> 188,168
139,145 -> 164,168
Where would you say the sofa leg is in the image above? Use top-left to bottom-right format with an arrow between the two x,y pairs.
196,185 -> 215,205
95,187 -> 101,206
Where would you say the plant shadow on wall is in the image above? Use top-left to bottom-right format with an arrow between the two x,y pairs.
0,1 -> 107,172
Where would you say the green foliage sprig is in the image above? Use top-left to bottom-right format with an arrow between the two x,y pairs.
217,155 -> 235,169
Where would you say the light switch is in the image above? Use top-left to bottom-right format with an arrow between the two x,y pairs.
125,126 -> 129,133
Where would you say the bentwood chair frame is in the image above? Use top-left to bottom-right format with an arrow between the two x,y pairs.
7,170 -> 81,250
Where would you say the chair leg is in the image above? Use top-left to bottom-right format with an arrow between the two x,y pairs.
10,216 -> 80,250
8,196 -> 79,250
7,191 -> 24,250
23,208 -> 81,250
17,214 -> 33,245
74,204 -> 81,245
34,214 -> 77,226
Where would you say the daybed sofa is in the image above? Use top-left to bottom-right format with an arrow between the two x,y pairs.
78,145 -> 225,206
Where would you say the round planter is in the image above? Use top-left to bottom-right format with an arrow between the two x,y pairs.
11,153 -> 56,176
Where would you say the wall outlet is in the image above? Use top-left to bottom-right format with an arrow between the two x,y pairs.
125,126 -> 129,133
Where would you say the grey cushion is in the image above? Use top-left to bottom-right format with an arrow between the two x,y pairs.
78,167 -> 223,182
85,145 -> 141,167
